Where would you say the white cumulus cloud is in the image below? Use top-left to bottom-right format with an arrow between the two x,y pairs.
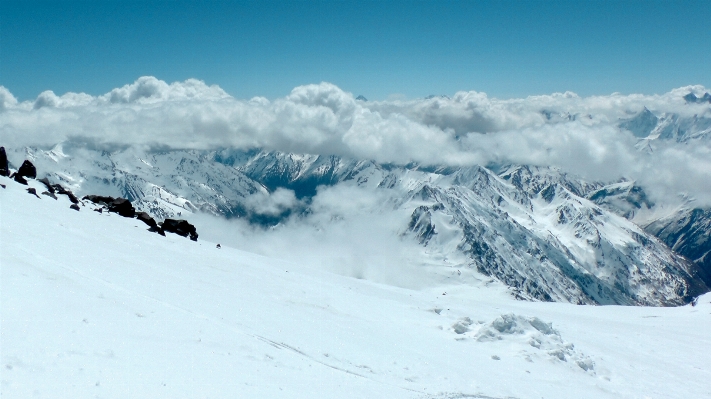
1,77 -> 710,205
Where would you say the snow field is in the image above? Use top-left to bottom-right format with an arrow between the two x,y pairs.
2,175 -> 710,398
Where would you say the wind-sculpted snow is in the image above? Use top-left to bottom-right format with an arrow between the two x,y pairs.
8,144 -> 707,306
450,313 -> 597,373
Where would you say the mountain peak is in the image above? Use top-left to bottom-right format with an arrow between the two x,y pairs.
684,92 -> 711,104
619,107 -> 658,138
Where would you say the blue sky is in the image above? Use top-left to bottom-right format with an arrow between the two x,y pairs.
1,0 -> 710,101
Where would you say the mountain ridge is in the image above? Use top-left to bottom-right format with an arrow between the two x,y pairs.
6,143 -> 709,306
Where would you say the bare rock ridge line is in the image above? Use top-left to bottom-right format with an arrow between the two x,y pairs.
1,151 -> 199,242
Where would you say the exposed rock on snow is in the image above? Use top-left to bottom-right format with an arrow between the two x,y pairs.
135,211 -> 159,229
17,159 -> 37,179
161,218 -> 198,241
12,174 -> 27,185
37,177 -> 55,193
26,187 -> 40,198
49,182 -> 79,204
0,146 -> 8,176
84,195 -> 136,217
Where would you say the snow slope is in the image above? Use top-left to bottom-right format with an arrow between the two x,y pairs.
2,176 -> 711,398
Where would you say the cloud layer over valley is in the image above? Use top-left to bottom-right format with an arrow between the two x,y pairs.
1,77 -> 711,205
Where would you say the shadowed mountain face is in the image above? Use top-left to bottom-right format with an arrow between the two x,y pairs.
644,208 -> 711,288
7,144 -> 709,306
684,92 -> 711,104
619,108 -> 659,138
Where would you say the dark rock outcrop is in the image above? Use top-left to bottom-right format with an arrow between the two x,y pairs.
135,211 -> 158,229
0,147 -> 8,177
42,191 -> 58,200
57,187 -> 78,203
83,195 -> 135,217
83,194 -> 115,205
13,174 -> 28,185
38,177 -> 55,193
407,205 -> 437,245
70,203 -> 80,211
109,198 -> 135,218
160,219 -> 198,241
150,226 -> 166,236
27,187 -> 40,198
17,160 -> 37,179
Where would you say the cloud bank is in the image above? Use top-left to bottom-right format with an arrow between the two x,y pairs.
1,76 -> 710,204
191,183 -> 458,289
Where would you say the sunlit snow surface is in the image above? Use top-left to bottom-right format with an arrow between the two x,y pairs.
2,175 -> 710,398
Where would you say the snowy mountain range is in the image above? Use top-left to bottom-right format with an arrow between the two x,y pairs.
620,105 -> 711,142
6,106 -> 711,307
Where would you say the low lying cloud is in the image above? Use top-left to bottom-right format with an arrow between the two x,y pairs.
243,188 -> 301,216
192,183 -> 450,289
1,77 -> 710,205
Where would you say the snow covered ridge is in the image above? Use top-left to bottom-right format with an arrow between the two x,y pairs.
0,149 -> 200,242
3,174 -> 711,398
4,144 -> 710,307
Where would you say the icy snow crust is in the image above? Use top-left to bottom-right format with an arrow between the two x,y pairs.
2,176 -> 711,398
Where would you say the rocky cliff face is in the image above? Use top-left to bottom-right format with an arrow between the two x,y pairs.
644,208 -> 711,288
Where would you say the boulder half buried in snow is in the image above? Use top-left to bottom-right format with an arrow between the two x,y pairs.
17,160 -> 37,179
135,212 -> 158,229
109,198 -> 135,218
160,219 -> 198,241
83,195 -> 136,217
13,174 -> 28,185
